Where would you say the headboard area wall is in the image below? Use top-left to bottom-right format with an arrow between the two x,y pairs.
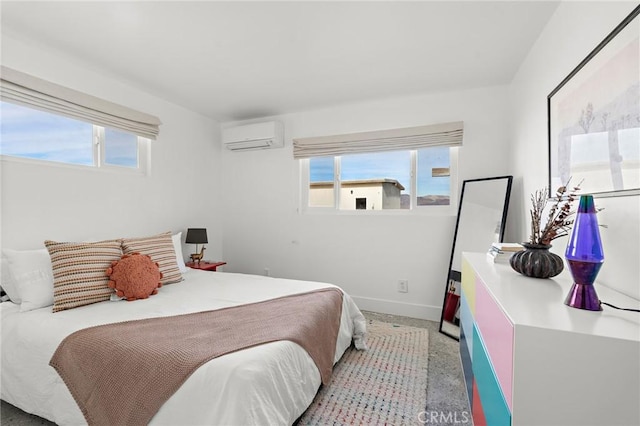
0,34 -> 223,260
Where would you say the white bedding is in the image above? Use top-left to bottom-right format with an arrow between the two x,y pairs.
0,269 -> 367,425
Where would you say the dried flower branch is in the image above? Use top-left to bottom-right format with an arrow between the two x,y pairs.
529,179 -> 582,246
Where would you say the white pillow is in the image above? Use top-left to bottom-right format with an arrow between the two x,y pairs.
1,256 -> 21,303
2,248 -> 54,312
172,232 -> 187,273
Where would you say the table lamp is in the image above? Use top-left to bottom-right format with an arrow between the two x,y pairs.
185,228 -> 208,264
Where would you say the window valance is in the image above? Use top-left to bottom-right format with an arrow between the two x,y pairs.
0,66 -> 161,140
292,121 -> 463,159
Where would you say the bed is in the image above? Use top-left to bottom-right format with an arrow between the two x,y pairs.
1,266 -> 367,425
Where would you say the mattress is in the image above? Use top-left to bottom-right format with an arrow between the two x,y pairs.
0,269 -> 367,425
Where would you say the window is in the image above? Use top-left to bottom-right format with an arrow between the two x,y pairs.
305,146 -> 455,211
295,121 -> 463,213
309,156 -> 335,207
341,150 -> 409,210
417,147 -> 451,206
104,127 -> 139,168
0,101 -> 147,172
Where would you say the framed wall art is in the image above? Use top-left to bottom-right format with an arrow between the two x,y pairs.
548,5 -> 640,197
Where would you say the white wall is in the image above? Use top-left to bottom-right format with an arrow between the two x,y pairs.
9,2 -> 634,320
509,1 -> 640,299
221,86 -> 511,320
0,35 -> 223,261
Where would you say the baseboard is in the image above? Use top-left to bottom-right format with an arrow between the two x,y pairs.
350,295 -> 442,322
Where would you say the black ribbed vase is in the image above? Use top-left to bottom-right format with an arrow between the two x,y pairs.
509,243 -> 564,279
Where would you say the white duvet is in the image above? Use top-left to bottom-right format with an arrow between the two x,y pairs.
0,269 -> 367,425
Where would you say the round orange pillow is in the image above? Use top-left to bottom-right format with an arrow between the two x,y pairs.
106,253 -> 163,301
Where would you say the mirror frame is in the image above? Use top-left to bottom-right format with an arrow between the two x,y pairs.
439,175 -> 513,340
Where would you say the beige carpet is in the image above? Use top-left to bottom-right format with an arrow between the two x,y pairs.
297,319 -> 429,425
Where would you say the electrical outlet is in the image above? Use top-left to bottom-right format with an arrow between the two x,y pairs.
264,268 -> 270,277
398,280 -> 408,293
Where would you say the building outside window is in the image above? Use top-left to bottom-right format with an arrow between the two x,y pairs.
307,146 -> 453,211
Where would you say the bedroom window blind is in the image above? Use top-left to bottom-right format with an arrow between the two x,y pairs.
0,66 -> 161,140
292,121 -> 463,159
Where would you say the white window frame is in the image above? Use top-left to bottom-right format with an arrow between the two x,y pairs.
95,126 -> 150,174
0,131 -> 150,176
0,103 -> 151,176
299,147 -> 459,216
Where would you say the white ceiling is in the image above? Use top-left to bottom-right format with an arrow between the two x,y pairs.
1,1 -> 559,122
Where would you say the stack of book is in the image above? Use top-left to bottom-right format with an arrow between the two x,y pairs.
487,242 -> 524,263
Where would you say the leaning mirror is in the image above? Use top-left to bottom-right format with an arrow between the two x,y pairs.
439,176 -> 513,340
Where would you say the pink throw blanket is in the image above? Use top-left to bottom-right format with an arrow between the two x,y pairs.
50,288 -> 343,426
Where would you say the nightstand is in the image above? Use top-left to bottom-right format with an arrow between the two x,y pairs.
185,261 -> 226,271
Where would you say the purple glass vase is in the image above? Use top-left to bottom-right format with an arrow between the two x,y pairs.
564,195 -> 604,311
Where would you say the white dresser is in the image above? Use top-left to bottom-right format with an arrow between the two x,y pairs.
460,252 -> 640,426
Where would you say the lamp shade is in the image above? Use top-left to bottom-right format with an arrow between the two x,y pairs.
185,228 -> 208,244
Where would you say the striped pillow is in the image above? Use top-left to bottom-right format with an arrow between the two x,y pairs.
120,232 -> 182,285
45,239 -> 122,313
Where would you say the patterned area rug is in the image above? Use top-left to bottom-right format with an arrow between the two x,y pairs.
298,319 -> 429,425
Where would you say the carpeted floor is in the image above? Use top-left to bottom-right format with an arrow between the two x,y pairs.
298,319 -> 429,425
0,311 -> 470,425
363,311 -> 471,426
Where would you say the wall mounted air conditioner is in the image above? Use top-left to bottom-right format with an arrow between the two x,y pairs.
222,121 -> 284,151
